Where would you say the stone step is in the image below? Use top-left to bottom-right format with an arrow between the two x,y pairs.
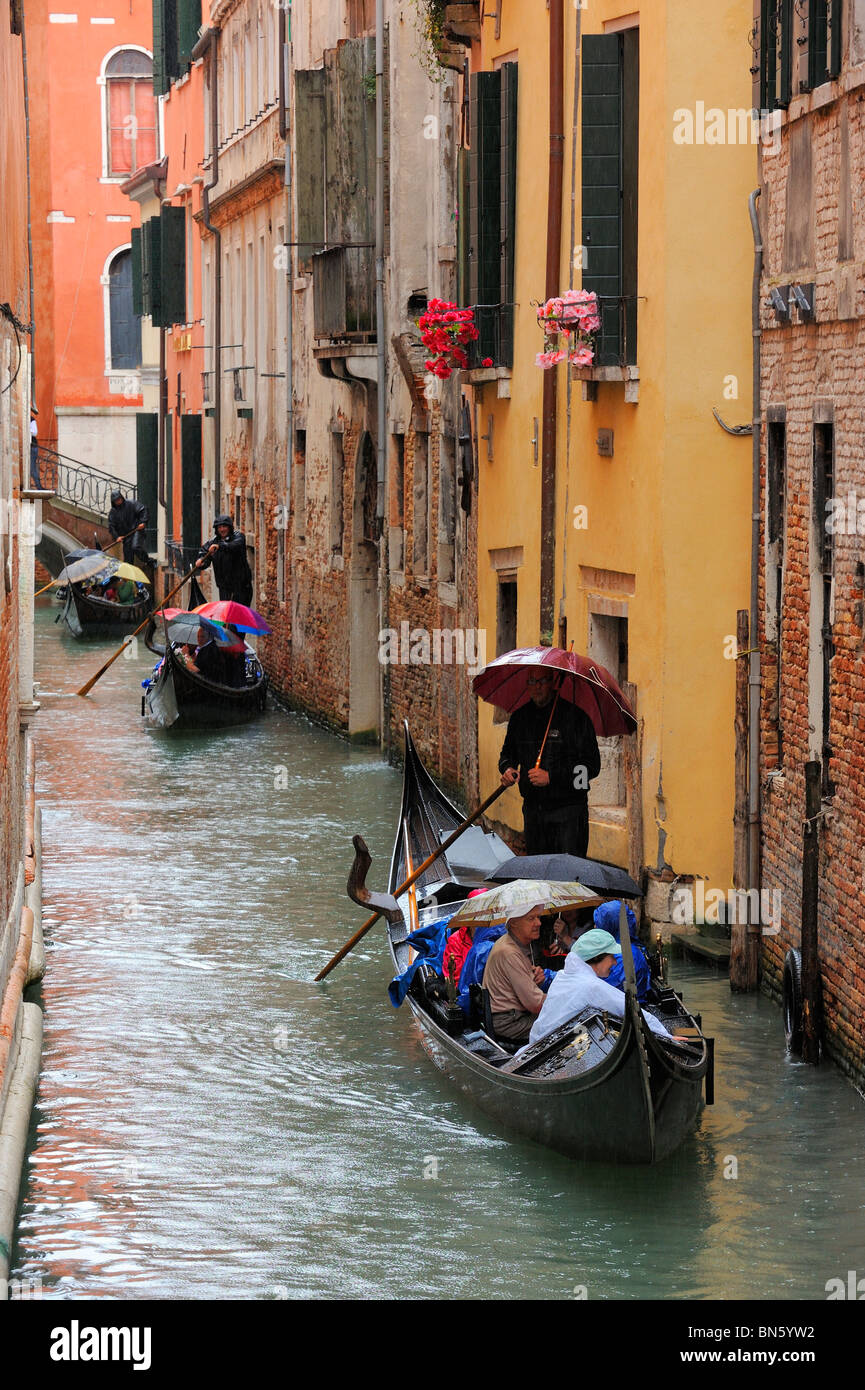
670,933 -> 731,968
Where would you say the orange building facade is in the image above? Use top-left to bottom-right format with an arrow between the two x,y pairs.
29,0 -> 160,488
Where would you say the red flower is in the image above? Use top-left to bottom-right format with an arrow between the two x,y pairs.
482,357 -> 493,367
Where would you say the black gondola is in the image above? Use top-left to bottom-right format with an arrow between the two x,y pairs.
59,583 -> 151,638
142,632 -> 267,728
347,724 -> 712,1165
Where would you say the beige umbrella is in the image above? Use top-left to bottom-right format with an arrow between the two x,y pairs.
448,879 -> 602,929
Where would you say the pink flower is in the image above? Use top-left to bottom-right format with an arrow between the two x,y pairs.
569,346 -> 595,367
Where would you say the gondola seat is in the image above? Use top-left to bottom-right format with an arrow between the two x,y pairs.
469,985 -> 521,1055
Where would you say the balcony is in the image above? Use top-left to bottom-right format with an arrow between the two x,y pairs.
312,244 -> 376,343
461,303 -> 515,389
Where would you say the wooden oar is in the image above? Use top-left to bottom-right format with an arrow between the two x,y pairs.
534,683 -> 562,768
34,529 -> 137,598
315,782 -> 507,982
76,563 -> 200,697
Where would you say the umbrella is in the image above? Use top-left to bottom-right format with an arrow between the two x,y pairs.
472,646 -> 636,736
489,854 -> 641,899
162,612 -> 237,647
113,562 -> 150,585
448,879 -> 602,929
193,600 -> 271,635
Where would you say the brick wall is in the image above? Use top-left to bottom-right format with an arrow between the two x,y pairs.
758,79 -> 865,1085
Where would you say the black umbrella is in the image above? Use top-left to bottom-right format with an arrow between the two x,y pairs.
489,853 -> 641,899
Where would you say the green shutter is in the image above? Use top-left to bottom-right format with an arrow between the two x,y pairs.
499,62 -> 518,368
779,0 -> 793,105
142,215 -> 162,323
829,0 -> 843,76
152,0 -> 168,95
180,414 -> 202,557
165,415 -> 173,540
809,0 -> 829,86
131,227 -> 143,316
157,206 -> 187,326
177,0 -> 201,68
468,71 -> 501,309
136,413 -> 158,551
582,34 -> 623,364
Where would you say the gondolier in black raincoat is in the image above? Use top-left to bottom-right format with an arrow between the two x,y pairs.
107,490 -> 149,563
195,514 -> 253,605
499,669 -> 601,856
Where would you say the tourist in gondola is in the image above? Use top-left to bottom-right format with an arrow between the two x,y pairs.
108,490 -> 149,563
183,625 -> 226,682
194,514 -> 253,605
526,928 -> 670,1047
499,669 -> 600,856
481,903 -> 554,1043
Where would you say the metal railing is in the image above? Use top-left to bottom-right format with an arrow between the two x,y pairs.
312,243 -> 376,341
467,304 -> 516,371
589,295 -> 639,368
35,446 -> 138,516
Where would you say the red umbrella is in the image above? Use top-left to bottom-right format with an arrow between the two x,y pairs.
192,600 -> 272,635
472,646 -> 636,736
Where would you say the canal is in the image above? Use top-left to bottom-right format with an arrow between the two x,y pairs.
10,604 -> 865,1300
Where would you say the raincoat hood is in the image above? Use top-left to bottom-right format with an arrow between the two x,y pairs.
213,514 -> 235,535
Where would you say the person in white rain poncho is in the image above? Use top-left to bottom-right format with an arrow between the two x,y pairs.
525,928 -> 670,1048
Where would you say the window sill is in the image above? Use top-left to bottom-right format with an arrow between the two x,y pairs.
571,363 -> 639,403
463,365 -> 512,398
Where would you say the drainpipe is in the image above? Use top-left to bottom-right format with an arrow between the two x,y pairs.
748,189 -> 763,936
193,26 -> 222,509
376,0 -> 388,749
278,7 -> 294,518
540,0 -> 565,643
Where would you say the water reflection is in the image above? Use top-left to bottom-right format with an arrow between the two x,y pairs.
11,604 -> 865,1299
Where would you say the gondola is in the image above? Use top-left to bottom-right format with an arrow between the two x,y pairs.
58,582 -> 151,638
141,627 -> 268,729
347,724 -> 712,1165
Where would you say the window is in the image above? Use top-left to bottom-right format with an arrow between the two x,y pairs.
389,433 -> 404,573
152,0 -> 202,95
104,49 -> 158,177
581,30 -> 639,366
813,422 -> 835,794
759,0 -> 843,104
438,434 -> 456,585
294,429 -> 306,544
463,63 -> 518,366
331,428 -> 345,554
412,432 -> 430,579
132,206 -> 187,326
588,611 -> 629,806
494,577 -> 518,723
108,249 -> 142,369
348,0 -> 375,36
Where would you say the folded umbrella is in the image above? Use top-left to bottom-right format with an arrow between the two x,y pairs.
489,853 -> 641,898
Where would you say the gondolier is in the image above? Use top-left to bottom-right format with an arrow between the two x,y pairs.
499,669 -> 600,856
108,490 -> 149,563
195,514 -> 253,605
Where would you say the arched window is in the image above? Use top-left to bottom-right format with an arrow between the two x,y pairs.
108,249 -> 142,369
105,49 -> 158,177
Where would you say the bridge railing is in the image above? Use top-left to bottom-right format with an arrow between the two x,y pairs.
35,446 -> 137,519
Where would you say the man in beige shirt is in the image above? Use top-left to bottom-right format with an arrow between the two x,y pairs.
482,904 -> 547,1041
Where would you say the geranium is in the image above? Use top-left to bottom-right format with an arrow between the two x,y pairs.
536,289 -> 599,371
417,299 -> 485,379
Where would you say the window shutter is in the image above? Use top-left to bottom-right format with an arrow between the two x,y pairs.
295,69 -> 326,265
142,215 -> 162,323
131,227 -> 143,316
180,414 -> 202,557
468,70 -> 501,364
779,0 -> 793,104
582,33 -> 623,365
165,417 -> 173,540
152,0 -> 169,95
829,0 -> 843,76
177,0 -> 202,69
499,61 -> 518,368
135,413 -> 159,551
157,205 -> 187,326
809,0 -> 829,86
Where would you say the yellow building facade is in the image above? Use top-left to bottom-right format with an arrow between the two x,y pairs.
469,1 -> 756,918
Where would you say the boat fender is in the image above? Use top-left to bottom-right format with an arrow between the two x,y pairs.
782,947 -> 804,1055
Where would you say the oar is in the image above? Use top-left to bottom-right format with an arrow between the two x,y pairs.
314,782 -> 507,982
34,529 -> 137,598
76,563 -> 200,697
534,682 -> 562,768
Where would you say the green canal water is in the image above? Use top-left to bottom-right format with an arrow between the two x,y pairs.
10,604 -> 865,1299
